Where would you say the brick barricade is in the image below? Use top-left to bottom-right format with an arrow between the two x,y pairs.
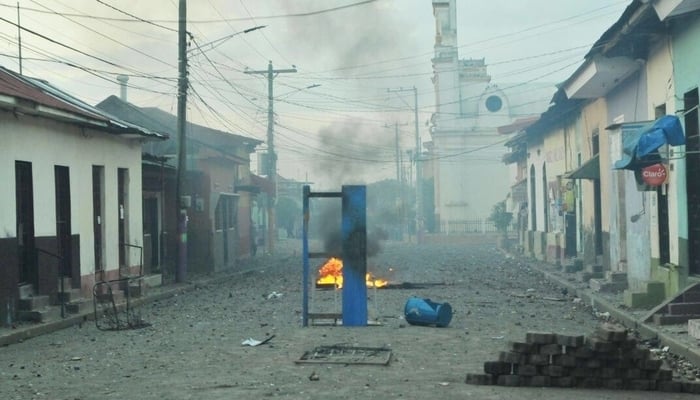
465,323 -> 698,393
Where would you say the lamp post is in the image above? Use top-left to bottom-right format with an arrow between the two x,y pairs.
187,25 -> 266,55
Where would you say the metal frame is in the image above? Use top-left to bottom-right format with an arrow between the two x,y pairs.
302,185 -> 367,327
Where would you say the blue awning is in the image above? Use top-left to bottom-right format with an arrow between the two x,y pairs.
614,115 -> 685,170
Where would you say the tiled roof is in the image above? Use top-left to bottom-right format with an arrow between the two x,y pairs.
0,66 -> 165,139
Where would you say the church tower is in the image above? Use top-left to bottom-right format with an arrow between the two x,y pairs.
428,0 -> 553,233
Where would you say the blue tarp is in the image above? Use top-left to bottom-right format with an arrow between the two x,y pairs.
614,115 -> 685,170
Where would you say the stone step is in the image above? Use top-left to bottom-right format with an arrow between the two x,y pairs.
585,264 -> 603,274
624,281 -> 666,309
667,302 -> 700,316
606,272 -> 628,284
57,288 -> 83,303
18,283 -> 35,299
66,299 -> 92,315
654,314 -> 700,325
589,279 -> 628,294
126,283 -> 145,298
577,271 -> 604,283
95,290 -> 125,305
17,306 -> 61,323
58,276 -> 73,290
142,274 -> 162,288
18,295 -> 50,310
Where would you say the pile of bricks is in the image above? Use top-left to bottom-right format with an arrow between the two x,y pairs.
466,323 -> 700,393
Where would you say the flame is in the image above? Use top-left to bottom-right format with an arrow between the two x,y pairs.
316,257 -> 388,289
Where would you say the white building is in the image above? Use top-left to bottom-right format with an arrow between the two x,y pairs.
429,0 -> 555,233
0,66 -> 164,323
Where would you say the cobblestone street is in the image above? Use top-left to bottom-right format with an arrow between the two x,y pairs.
1,239 -> 697,399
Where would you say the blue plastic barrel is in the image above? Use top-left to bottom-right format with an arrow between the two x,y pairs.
404,297 -> 452,327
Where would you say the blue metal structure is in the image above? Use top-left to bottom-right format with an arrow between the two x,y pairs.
302,185 -> 367,327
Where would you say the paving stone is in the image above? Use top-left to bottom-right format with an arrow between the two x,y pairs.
628,347 -> 650,361
465,373 -> 495,385
509,341 -> 536,354
527,375 -> 552,387
484,361 -> 512,375
498,351 -> 525,364
555,334 -> 584,347
647,368 -> 673,381
496,375 -> 521,387
542,365 -> 566,377
516,364 -> 539,376
576,377 -> 602,388
539,343 -> 563,356
602,378 -> 625,390
582,358 -> 602,369
585,336 -> 617,352
600,367 -> 620,379
572,346 -> 594,358
571,368 -> 597,378
682,381 -> 700,394
623,369 -> 643,380
627,379 -> 655,391
595,323 -> 628,342
551,376 -> 575,388
528,354 -> 550,366
526,332 -> 555,345
639,357 -> 662,371
657,380 -> 683,393
552,354 -> 577,368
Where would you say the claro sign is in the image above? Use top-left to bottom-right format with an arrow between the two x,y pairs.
641,163 -> 667,186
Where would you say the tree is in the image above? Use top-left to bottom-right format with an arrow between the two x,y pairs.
489,200 -> 513,248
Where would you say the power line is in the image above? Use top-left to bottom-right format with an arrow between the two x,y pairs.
94,0 -> 177,33
0,0 -> 379,23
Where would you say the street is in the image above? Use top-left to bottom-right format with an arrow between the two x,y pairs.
1,239 -> 697,399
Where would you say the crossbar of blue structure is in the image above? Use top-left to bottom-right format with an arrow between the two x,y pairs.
341,185 -> 368,326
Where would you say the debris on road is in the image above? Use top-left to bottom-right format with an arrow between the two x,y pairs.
241,335 -> 275,347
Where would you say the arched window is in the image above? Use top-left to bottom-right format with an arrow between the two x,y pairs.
542,163 -> 549,233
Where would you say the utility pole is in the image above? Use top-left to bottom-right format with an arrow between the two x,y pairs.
386,122 -> 408,241
245,61 -> 296,254
388,87 -> 423,242
175,0 -> 188,283
17,2 -> 22,74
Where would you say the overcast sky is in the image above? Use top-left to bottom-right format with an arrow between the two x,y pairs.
0,0 -> 630,187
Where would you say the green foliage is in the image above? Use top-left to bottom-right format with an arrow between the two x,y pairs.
489,200 -> 513,233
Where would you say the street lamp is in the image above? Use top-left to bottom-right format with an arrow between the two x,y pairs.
276,84 -> 321,100
188,25 -> 266,55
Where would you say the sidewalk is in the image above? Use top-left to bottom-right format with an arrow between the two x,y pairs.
522,253 -> 700,368
0,239 -> 300,347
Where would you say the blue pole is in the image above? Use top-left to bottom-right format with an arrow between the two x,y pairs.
341,185 -> 367,326
302,185 -> 310,327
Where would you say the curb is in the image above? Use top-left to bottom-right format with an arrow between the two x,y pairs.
532,264 -> 700,367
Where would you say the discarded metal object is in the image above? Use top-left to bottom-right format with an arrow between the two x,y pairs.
404,297 -> 453,328
93,278 -> 150,331
296,345 -> 392,366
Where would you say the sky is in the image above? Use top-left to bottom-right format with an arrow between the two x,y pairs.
0,0 -> 631,188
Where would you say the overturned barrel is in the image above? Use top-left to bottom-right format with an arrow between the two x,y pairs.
404,297 -> 452,328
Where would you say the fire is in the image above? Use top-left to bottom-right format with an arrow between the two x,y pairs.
317,257 -> 388,289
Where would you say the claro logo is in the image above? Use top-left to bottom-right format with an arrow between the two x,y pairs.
641,163 -> 667,186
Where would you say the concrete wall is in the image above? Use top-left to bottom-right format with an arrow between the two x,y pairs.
0,112 -> 144,294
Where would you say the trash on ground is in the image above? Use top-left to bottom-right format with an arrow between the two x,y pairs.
241,335 -> 275,347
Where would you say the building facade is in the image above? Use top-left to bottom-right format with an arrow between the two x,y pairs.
429,0 -> 555,233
